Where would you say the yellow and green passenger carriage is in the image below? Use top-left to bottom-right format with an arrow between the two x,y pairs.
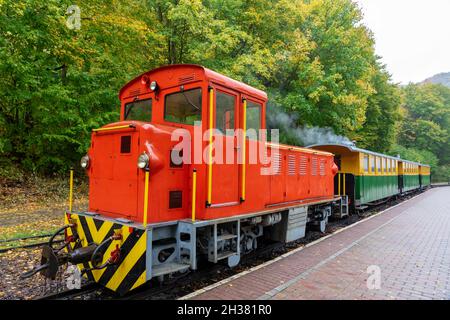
309,144 -> 429,211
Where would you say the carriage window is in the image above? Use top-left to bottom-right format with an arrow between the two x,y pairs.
246,101 -> 262,140
370,156 -> 375,173
388,159 -> 391,173
216,91 -> 235,135
165,88 -> 202,125
377,157 -> 381,173
363,155 -> 369,172
124,99 -> 152,121
384,158 -> 387,172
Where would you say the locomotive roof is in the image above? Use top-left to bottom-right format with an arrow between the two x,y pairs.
308,144 -> 430,167
119,64 -> 268,101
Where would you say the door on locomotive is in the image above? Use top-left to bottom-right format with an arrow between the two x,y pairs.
210,85 -> 240,206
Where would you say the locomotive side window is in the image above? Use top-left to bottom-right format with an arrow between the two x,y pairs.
246,101 -> 262,139
216,91 -> 235,134
124,98 -> 152,121
164,88 -> 202,125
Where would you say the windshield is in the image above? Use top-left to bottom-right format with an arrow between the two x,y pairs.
124,99 -> 152,121
164,88 -> 202,125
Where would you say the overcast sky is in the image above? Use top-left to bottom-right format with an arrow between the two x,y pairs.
354,0 -> 450,84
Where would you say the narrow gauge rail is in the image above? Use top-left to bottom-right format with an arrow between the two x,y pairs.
0,233 -> 54,243
33,283 -> 100,300
0,239 -> 64,253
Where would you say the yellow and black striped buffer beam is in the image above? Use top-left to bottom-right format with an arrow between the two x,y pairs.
65,213 -> 148,295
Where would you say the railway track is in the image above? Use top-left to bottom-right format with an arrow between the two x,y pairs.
0,235 -> 64,253
32,190 -> 422,300
33,282 -> 100,300
0,233 -> 54,243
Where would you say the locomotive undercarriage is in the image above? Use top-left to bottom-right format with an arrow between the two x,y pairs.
23,198 -> 344,295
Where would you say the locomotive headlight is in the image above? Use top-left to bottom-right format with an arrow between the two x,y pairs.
137,152 -> 149,169
150,80 -> 158,92
80,155 -> 90,169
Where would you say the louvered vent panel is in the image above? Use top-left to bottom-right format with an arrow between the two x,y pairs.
130,89 -> 141,96
299,156 -> 308,176
320,159 -> 326,176
178,73 -> 196,84
311,157 -> 318,176
288,155 -> 296,176
272,152 -> 282,175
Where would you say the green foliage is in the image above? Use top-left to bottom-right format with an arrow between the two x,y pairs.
0,0 -> 443,180
394,83 -> 450,181
0,0 -> 154,174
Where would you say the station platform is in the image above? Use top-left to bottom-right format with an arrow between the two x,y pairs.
182,187 -> 450,300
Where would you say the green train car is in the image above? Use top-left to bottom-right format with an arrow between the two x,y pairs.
309,144 -> 431,211
419,165 -> 431,189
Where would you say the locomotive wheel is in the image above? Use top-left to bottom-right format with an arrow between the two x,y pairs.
318,219 -> 327,233
227,254 -> 240,268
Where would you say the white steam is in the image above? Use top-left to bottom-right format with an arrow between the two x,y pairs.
267,103 -> 352,147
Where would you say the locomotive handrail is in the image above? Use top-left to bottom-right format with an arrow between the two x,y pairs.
241,98 -> 247,202
207,87 -> 214,207
92,124 -> 135,132
192,169 -> 197,222
143,168 -> 150,227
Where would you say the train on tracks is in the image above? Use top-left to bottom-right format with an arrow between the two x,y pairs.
22,64 -> 430,296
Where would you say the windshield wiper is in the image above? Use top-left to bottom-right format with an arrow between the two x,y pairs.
124,103 -> 134,120
181,90 -> 200,111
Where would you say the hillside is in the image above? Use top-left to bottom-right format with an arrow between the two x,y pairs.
422,72 -> 450,87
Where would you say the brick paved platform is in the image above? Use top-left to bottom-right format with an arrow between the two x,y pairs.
184,188 -> 450,300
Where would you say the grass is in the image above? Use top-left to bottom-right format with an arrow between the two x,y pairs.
0,174 -> 88,250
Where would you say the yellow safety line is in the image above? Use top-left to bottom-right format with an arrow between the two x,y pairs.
130,270 -> 147,291
143,170 -> 150,227
92,125 -> 132,132
91,226 -> 131,281
86,218 -> 114,244
106,232 -> 147,291
192,170 -> 197,222
69,169 -> 74,213
207,88 -> 214,206
241,99 -> 247,202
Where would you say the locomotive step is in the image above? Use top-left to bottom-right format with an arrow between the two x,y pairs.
216,250 -> 237,261
151,262 -> 190,277
217,234 -> 238,242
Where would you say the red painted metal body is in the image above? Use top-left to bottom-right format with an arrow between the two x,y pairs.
85,65 -> 336,224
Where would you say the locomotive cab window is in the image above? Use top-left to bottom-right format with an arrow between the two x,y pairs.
216,91 -> 235,135
124,98 -> 152,121
165,88 -> 202,125
246,101 -> 262,140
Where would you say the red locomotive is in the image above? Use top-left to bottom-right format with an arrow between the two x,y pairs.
23,65 -> 343,295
